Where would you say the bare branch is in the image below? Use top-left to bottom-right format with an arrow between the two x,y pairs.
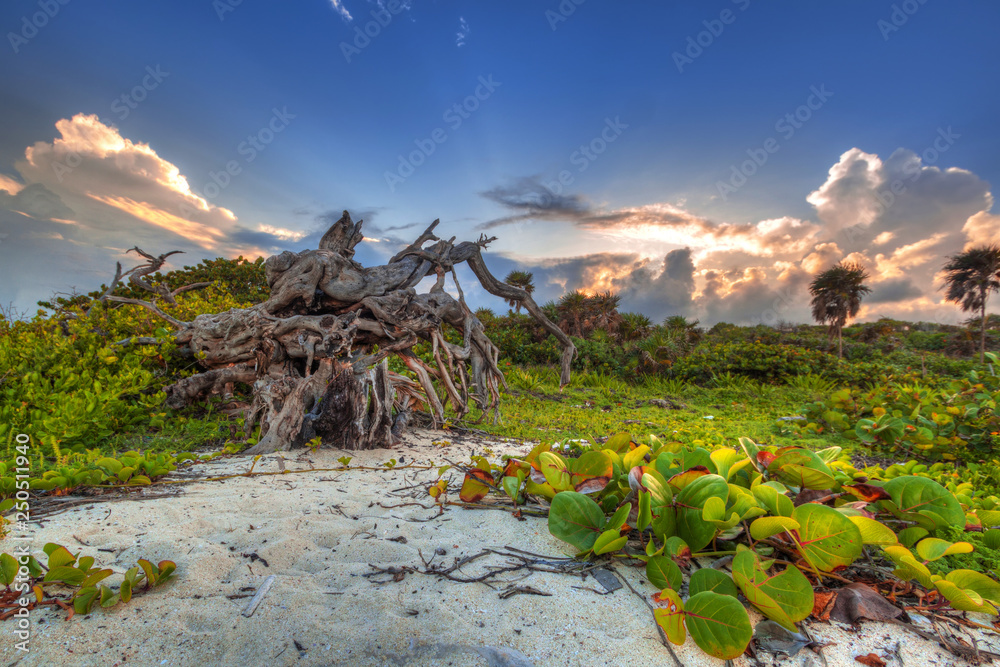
105,296 -> 188,328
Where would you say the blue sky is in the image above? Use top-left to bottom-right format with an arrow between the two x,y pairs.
1,0 -> 998,324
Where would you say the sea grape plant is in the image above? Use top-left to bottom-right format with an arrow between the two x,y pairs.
459,433 -> 1000,660
0,542 -> 175,619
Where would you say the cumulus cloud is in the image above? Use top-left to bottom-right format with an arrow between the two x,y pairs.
482,140 -> 998,325
0,114 -> 315,311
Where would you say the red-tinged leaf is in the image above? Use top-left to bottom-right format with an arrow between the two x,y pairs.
855,653 -> 886,667
843,483 -> 891,502
502,459 -> 526,478
756,451 -> 777,469
575,476 -> 611,494
459,468 -> 492,503
668,467 -> 709,492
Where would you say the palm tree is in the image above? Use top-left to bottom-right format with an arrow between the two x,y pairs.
809,262 -> 872,359
941,244 -> 1000,363
618,312 -> 652,343
590,291 -> 622,334
557,290 -> 589,337
503,270 -> 535,314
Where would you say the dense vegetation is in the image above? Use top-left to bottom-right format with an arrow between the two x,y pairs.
5,256 -> 1000,657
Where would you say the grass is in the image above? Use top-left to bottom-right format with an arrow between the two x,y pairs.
467,366 -> 852,451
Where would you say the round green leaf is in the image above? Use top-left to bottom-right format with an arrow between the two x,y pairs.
688,568 -> 738,598
792,503 -> 863,572
733,550 -> 813,630
548,491 -> 606,551
684,591 -> 753,660
675,474 -> 728,552
646,556 -> 682,591
883,476 -> 965,528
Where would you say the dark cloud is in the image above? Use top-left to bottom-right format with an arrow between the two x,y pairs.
0,183 -> 74,220
478,177 -> 594,229
867,277 -> 924,304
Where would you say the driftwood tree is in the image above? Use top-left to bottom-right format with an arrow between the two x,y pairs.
101,212 -> 575,454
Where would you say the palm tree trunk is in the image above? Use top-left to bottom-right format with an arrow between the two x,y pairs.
838,326 -> 843,359
982,296 -> 988,364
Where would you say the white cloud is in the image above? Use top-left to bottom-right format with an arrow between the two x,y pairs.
456,17 -> 470,47
330,0 -> 353,22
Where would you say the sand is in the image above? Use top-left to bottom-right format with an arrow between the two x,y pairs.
2,429 -> 998,667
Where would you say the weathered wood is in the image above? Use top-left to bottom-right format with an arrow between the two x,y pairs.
98,211 -> 575,453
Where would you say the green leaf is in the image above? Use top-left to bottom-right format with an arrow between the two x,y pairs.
934,579 -> 997,615
637,490 -> 652,532
606,503 -> 631,533
684,591 -> 753,660
749,516 -> 800,541
45,544 -> 76,569
156,560 -> 176,583
732,550 -> 813,631
897,526 -> 929,548
710,449 -> 739,481
883,475 -> 965,529
44,565 -> 87,586
884,546 -> 934,588
0,553 -> 18,586
675,474 -> 728,552
539,452 -> 573,491
652,588 -> 686,646
592,529 -> 627,555
752,485 -> 794,518
792,503 -> 863,572
99,584 -> 120,609
848,516 -> 898,546
646,556 -> 682,591
73,586 -> 99,615
688,568 -> 739,598
548,491 -> 606,552
80,568 -> 113,588
915,538 -> 974,562
946,570 -> 1000,604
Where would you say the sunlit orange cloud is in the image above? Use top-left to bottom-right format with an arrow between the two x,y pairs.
88,194 -> 225,249
576,264 -> 640,295
0,174 -> 24,195
873,233 -> 949,279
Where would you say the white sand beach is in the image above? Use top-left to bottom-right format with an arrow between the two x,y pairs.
2,429 -> 997,667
